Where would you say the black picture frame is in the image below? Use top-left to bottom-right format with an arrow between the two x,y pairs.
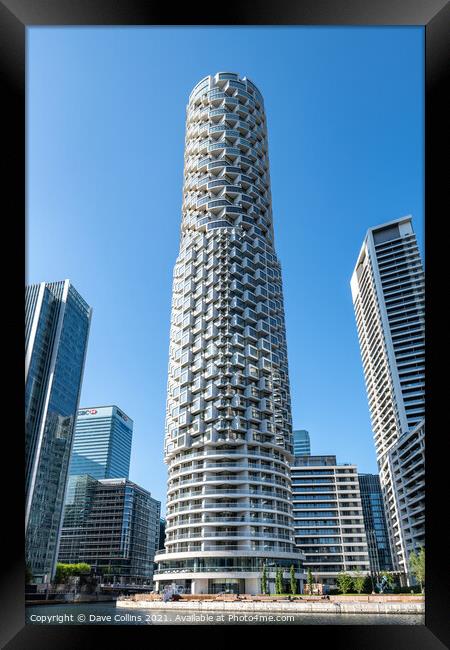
2,0 -> 448,647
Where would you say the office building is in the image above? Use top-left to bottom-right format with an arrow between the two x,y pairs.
154,72 -> 304,595
358,474 -> 393,573
69,405 -> 133,479
351,216 -> 425,577
293,430 -> 311,456
25,280 -> 92,582
292,456 -> 370,588
58,478 -> 161,585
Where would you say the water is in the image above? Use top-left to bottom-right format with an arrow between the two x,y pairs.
26,601 -> 424,626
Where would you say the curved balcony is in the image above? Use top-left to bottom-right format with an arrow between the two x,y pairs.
209,107 -> 227,119
209,125 -> 240,139
167,517 -> 292,528
197,157 -> 211,172
206,199 -> 232,213
168,447 -> 290,466
160,542 -> 295,555
207,89 -> 227,102
167,502 -> 292,519
196,196 -> 210,209
202,543 -> 294,553
216,72 -> 239,82
208,143 -> 240,158
207,179 -> 239,193
165,531 -> 293,544
168,463 -> 289,483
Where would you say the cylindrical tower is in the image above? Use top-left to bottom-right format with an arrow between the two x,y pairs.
154,73 -> 304,595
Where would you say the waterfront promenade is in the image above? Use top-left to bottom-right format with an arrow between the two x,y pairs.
118,594 -> 424,615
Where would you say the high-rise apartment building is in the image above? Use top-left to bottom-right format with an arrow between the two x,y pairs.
154,72 -> 304,595
351,216 -> 425,578
358,474 -> 393,573
25,280 -> 92,582
387,419 -> 425,559
292,456 -> 370,588
293,430 -> 311,456
58,478 -> 161,585
69,405 -> 133,479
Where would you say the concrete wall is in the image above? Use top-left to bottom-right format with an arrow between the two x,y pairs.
119,598 -> 424,615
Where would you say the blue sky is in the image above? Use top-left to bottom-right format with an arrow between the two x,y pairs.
27,27 -> 424,511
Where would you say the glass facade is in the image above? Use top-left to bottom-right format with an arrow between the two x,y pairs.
155,556 -> 302,574
69,405 -> 133,479
25,280 -> 92,582
58,478 -> 161,585
358,474 -> 393,573
158,518 -> 166,550
293,430 -> 311,456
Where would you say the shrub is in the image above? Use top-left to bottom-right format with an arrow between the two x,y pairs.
54,563 -> 91,584
336,572 -> 353,595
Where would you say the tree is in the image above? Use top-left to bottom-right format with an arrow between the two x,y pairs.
336,572 -> 353,594
275,567 -> 283,594
409,547 -> 425,593
290,564 -> 297,595
261,562 -> 267,595
306,567 -> 314,595
352,571 -> 366,594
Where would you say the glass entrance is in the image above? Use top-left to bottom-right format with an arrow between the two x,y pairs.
208,579 -> 242,594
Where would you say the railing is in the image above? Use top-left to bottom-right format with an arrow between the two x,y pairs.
202,543 -> 292,552
154,567 -> 265,575
167,502 -> 292,515
203,532 -> 292,540
203,517 -> 284,525
199,477 -> 289,489
169,448 -> 290,464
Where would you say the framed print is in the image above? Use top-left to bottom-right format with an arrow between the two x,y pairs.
2,0 -> 448,647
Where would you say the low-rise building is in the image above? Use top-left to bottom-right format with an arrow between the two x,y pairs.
58,477 -> 160,585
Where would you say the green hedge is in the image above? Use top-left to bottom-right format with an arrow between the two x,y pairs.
54,563 -> 91,583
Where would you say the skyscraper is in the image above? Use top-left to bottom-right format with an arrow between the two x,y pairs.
69,405 -> 133,479
350,216 -> 425,578
358,474 -> 393,574
293,429 -> 311,456
25,280 -> 92,582
154,72 -> 304,595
